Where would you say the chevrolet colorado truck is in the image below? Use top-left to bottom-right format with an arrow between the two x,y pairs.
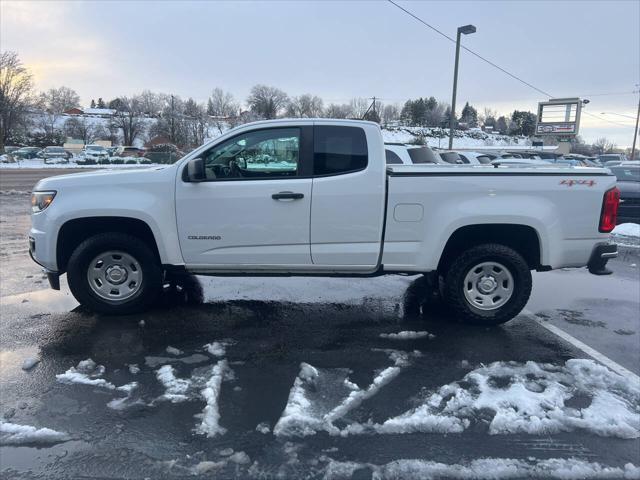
29,119 -> 620,324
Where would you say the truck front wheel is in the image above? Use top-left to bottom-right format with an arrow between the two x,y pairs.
443,243 -> 532,325
67,233 -> 162,315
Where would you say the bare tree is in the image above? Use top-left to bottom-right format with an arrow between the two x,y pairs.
138,90 -> 166,117
111,96 -> 146,145
592,137 -> 616,155
39,86 -> 80,113
324,103 -> 351,119
64,117 -> 100,144
0,51 -> 35,148
286,94 -> 324,118
247,85 -> 289,119
207,88 -> 239,117
381,103 -> 400,125
183,97 -> 209,147
349,98 -> 369,119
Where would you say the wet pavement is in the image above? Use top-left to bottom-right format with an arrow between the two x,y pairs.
1,171 -> 639,479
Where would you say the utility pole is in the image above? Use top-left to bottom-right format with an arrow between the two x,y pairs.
449,25 -> 476,150
631,92 -> 640,161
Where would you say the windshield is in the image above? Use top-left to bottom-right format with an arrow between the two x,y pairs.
599,154 -> 621,161
610,166 -> 640,182
47,147 -> 64,152
87,146 -> 105,151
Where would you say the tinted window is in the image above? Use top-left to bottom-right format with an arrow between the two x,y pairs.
477,155 -> 492,164
407,147 -> 439,164
385,149 -> 403,164
610,167 -> 640,182
458,154 -> 470,164
203,128 -> 300,180
314,126 -> 367,175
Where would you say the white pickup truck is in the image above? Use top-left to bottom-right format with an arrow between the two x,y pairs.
30,119 -> 620,324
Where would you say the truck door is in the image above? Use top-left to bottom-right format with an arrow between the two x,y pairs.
310,124 -> 386,267
175,126 -> 313,267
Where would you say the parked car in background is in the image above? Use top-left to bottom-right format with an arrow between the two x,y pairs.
438,151 -> 466,164
78,145 -> 110,164
456,151 -> 494,165
599,153 -> 628,165
42,146 -> 70,164
384,144 -> 443,165
106,147 -> 118,156
610,164 -> 639,224
116,146 -> 146,157
2,146 -> 22,155
13,146 -> 42,160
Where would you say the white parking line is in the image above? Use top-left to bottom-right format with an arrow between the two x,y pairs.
522,309 -> 640,384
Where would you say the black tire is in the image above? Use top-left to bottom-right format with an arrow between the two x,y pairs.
443,243 -> 532,325
67,232 -> 162,315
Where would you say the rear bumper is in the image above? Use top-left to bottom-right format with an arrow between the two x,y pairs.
587,243 -> 617,275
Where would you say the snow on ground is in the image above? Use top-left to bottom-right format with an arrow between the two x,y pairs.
615,223 -> 640,237
0,422 -> 69,446
165,346 -> 183,356
380,126 -> 530,149
274,358 -> 640,439
21,357 -> 40,370
196,360 -> 230,437
273,351 -> 416,437
613,223 -> 640,247
156,365 -> 191,403
379,331 -> 435,340
144,353 -> 209,368
204,341 -> 228,357
0,158 -> 163,170
56,358 -> 115,389
323,457 -> 640,480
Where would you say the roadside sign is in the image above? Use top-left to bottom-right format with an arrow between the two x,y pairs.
536,98 -> 582,136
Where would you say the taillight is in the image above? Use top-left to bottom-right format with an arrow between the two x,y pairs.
599,187 -> 620,233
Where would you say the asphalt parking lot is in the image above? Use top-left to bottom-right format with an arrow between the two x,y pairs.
1,169 -> 639,479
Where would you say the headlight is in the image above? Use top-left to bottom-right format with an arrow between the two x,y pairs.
31,191 -> 56,213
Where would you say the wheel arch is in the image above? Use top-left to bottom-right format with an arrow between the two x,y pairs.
56,216 -> 161,274
437,223 -> 542,274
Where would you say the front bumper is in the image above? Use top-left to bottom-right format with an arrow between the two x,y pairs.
587,243 -> 617,275
29,236 -> 60,290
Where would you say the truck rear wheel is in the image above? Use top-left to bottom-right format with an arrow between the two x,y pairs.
443,243 -> 532,325
67,233 -> 162,315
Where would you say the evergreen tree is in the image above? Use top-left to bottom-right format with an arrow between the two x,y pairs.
90,99 -> 96,108
459,102 -> 478,127
97,97 -> 106,109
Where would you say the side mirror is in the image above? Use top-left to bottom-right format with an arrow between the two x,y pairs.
186,158 -> 206,182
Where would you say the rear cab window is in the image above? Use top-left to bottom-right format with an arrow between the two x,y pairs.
314,126 -> 367,176
385,149 -> 403,164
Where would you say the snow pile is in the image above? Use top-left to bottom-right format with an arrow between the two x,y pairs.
0,422 -> 69,446
376,359 -> 640,438
56,358 -> 115,389
195,360 -> 230,437
273,358 -> 639,439
379,331 -> 435,340
324,457 -> 640,480
613,223 -> 640,247
614,223 -> 640,237
274,351 -> 415,437
165,346 -> 183,356
380,126 -> 530,149
156,365 -> 191,403
21,357 -> 40,370
56,359 -> 138,409
204,341 -> 230,357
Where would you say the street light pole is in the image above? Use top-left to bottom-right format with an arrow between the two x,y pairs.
631,94 -> 640,160
449,24 -> 476,150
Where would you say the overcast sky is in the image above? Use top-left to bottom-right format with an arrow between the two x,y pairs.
2,0 -> 638,146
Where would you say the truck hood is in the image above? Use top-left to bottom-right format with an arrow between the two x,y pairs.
34,165 -> 173,191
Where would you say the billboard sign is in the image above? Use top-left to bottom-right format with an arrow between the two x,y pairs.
536,98 -> 582,136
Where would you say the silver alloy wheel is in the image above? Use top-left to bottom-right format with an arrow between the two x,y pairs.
87,250 -> 143,303
463,261 -> 514,311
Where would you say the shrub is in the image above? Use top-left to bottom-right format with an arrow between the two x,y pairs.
110,158 -> 124,164
125,159 -> 137,164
